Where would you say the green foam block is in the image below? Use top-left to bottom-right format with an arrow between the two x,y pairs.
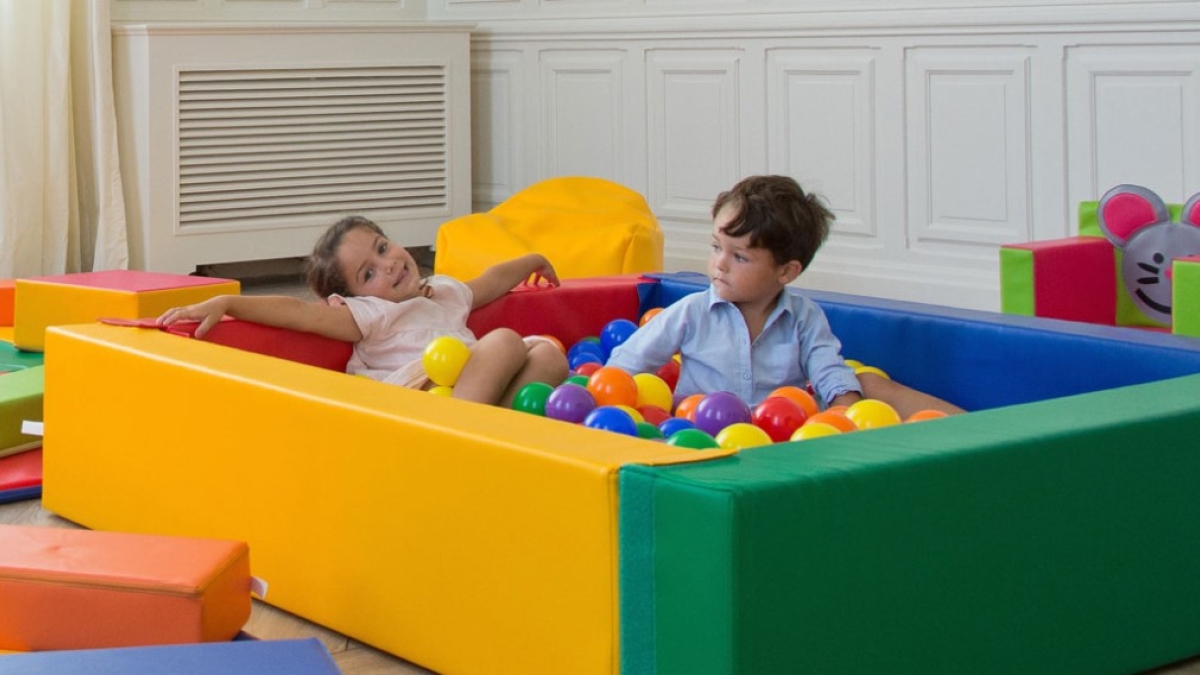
1,366 -> 44,456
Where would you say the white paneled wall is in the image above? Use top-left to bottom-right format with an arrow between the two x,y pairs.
432,1 -> 1200,311
110,1 -> 1200,308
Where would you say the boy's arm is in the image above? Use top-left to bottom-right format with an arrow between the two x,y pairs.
465,253 -> 560,309
157,294 -> 363,342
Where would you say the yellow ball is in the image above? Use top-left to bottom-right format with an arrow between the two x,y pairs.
715,422 -> 774,450
428,385 -> 454,397
844,359 -> 864,369
422,336 -> 471,387
790,422 -> 842,441
853,365 -> 890,380
844,399 -> 901,429
614,404 -> 646,424
633,372 -> 673,411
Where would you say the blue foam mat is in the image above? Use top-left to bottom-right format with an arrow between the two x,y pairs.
0,638 -> 339,674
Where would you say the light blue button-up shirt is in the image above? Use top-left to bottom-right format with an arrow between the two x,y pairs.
607,285 -> 861,407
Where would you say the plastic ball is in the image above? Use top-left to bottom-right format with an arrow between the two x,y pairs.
715,422 -> 774,450
639,307 -> 663,326
751,396 -> 809,443
600,319 -> 639,358
906,409 -> 949,423
633,373 -> 673,411
583,406 -> 639,436
637,405 -> 671,426
540,335 -> 566,354
564,374 -> 590,387
512,382 -> 554,416
422,336 -> 471,387
655,358 -> 681,392
791,422 -> 842,441
569,351 -> 604,371
567,340 -> 606,368
428,385 -> 454,397
804,410 -> 857,433
854,365 -> 890,380
658,417 -> 695,437
666,428 -> 720,450
673,393 -> 705,421
575,362 -> 603,377
844,359 -> 864,369
545,383 -> 597,424
614,405 -> 645,424
767,386 -> 819,418
586,366 -> 639,408
636,422 -> 665,440
693,391 -> 752,437
844,399 -> 901,429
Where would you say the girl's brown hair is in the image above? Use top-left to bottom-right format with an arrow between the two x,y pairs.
305,215 -> 386,298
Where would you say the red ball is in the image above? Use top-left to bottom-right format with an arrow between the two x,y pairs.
575,362 -> 603,377
637,405 -> 671,426
656,358 -> 681,391
751,396 -> 809,443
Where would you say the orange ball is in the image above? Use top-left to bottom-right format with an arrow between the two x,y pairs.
768,385 -> 819,418
803,410 -> 857,433
906,409 -> 949,423
586,366 -> 639,408
674,393 -> 705,421
540,334 -> 565,354
639,307 -> 664,326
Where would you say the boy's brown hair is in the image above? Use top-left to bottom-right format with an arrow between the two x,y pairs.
305,215 -> 386,297
712,175 -> 835,269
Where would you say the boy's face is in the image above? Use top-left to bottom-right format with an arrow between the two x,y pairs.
336,227 -> 424,302
709,204 -> 800,305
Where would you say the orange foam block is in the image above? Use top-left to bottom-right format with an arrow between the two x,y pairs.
13,270 -> 238,352
0,279 -> 14,327
0,524 -> 252,651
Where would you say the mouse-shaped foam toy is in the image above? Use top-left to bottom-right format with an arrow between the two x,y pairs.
1097,184 -> 1200,325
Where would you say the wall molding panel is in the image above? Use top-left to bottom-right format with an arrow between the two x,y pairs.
454,7 -> 1200,311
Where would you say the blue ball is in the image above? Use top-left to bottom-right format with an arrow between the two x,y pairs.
599,319 -> 639,358
583,406 -> 639,437
658,417 -> 695,438
568,339 -> 606,364
568,351 -> 604,371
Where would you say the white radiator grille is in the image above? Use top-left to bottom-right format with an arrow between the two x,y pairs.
177,66 -> 449,228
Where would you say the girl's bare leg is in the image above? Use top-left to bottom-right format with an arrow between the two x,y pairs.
453,329 -> 528,406
497,340 -> 569,407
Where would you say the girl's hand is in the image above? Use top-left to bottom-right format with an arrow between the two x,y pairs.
523,257 -> 560,289
156,297 -> 229,339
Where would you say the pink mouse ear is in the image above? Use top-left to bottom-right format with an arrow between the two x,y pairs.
1184,192 -> 1200,228
1098,185 -> 1168,245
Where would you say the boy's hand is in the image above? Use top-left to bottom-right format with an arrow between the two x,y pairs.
156,296 -> 230,339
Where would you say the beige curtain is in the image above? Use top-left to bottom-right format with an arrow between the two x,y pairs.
0,0 -> 128,278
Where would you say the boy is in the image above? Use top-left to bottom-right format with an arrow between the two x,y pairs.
606,175 -> 964,418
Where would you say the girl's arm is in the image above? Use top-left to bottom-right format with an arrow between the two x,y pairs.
465,253 -> 560,309
157,294 -> 363,342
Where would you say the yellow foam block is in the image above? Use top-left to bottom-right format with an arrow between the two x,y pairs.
14,271 -> 238,352
43,324 -> 728,675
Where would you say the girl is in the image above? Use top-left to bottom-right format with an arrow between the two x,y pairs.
157,215 -> 569,407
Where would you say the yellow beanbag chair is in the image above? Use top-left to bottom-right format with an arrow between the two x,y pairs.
434,176 -> 663,280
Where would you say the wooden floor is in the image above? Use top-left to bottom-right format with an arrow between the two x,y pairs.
0,497 -> 434,674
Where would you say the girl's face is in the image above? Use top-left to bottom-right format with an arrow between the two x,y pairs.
336,227 -> 423,302
708,203 -> 798,305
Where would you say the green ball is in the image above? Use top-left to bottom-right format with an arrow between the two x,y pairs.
635,421 -> 665,440
666,428 -> 719,450
564,374 -> 590,387
512,382 -> 554,416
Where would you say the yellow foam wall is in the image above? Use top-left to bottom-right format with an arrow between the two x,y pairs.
43,324 -> 726,675
14,279 -> 239,352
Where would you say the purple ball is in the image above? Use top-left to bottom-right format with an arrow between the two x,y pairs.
545,383 -> 597,424
692,391 -> 751,436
